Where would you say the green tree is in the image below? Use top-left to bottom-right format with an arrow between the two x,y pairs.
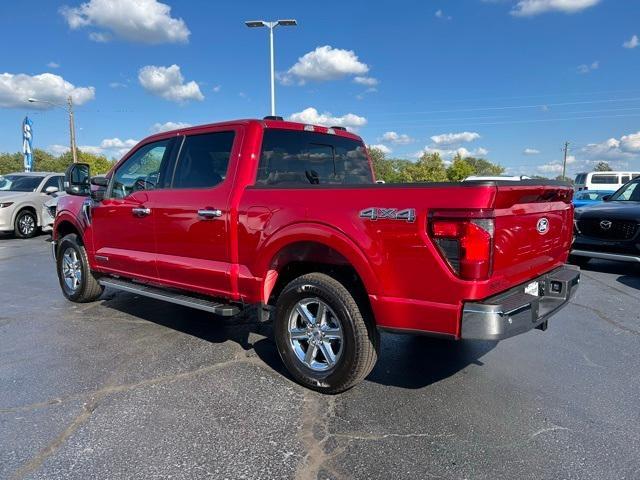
594,161 -> 612,172
405,152 -> 448,182
446,154 -> 475,181
0,149 -> 114,176
0,152 -> 23,175
464,157 -> 505,176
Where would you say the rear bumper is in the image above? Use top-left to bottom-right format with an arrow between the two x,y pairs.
570,249 -> 640,263
461,265 -> 580,340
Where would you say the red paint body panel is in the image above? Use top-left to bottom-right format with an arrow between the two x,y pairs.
55,119 -> 574,337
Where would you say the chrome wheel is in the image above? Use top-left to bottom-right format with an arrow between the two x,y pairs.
288,298 -> 343,372
62,247 -> 82,292
18,213 -> 35,236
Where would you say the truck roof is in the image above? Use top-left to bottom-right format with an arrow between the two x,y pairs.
145,118 -> 363,143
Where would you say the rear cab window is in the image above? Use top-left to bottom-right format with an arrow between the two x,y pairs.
256,129 -> 373,186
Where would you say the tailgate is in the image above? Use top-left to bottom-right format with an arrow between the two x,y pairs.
491,183 -> 574,286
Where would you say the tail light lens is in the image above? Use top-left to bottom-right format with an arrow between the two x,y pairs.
428,210 -> 494,281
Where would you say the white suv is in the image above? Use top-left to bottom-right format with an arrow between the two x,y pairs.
0,172 -> 65,238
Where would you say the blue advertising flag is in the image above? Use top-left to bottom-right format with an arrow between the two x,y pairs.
22,116 -> 33,172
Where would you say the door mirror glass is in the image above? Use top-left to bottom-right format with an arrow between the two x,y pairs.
44,186 -> 59,194
65,163 -> 91,196
91,176 -> 109,187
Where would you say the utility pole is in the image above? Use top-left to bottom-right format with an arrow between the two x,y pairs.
68,96 -> 78,163
28,96 -> 78,163
562,141 -> 569,180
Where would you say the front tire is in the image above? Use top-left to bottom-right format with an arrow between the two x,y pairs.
14,209 -> 38,238
56,233 -> 104,302
274,273 -> 379,394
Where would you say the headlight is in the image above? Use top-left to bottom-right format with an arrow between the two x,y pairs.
0,202 -> 14,208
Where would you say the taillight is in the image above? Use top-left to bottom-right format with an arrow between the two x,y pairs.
428,211 -> 494,281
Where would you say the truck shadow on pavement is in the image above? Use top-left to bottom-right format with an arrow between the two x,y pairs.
99,290 -> 498,391
576,260 -> 640,291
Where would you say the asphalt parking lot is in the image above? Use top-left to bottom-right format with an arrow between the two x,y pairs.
1,234 -> 639,480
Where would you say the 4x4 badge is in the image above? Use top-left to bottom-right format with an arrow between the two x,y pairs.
359,207 -> 416,223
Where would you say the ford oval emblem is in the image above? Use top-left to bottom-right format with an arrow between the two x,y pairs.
537,217 -> 549,234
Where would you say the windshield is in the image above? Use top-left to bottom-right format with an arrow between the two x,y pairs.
609,181 -> 640,201
0,175 -> 45,192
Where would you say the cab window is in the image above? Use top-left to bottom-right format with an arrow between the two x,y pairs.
256,129 -> 373,186
110,139 -> 173,199
172,131 -> 235,189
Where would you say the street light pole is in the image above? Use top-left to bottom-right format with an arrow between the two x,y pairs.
27,96 -> 78,163
245,19 -> 297,116
269,23 -> 275,116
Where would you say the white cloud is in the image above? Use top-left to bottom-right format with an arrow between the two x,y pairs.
577,60 -> 599,74
288,107 -> 367,131
353,76 -> 378,86
282,46 -> 369,84
623,34 -> 639,49
109,81 -> 127,88
88,31 -> 110,42
47,61 -> 60,69
0,72 -> 95,108
523,148 -> 541,155
368,144 -> 392,155
212,85 -> 221,93
61,0 -> 190,44
537,162 -> 563,174
138,64 -> 203,103
435,9 -> 452,20
511,0 -> 600,17
380,131 -> 413,145
430,131 -> 481,146
151,121 -> 192,133
420,146 -> 489,159
48,137 -> 137,159
578,131 -> 640,164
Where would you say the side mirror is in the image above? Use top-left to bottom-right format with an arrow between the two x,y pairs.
91,176 -> 109,187
44,186 -> 59,194
602,195 -> 611,201
65,163 -> 91,196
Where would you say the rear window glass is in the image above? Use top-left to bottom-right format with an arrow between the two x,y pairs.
173,131 -> 235,189
575,174 -> 586,184
591,174 -> 618,184
256,129 -> 373,186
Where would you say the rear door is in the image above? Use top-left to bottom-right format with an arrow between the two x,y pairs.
491,183 -> 574,286
150,127 -> 241,298
91,138 -> 176,280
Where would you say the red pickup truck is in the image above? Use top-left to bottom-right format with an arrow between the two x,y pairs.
53,117 -> 579,393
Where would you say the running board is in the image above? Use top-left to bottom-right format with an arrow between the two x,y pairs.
99,277 -> 240,316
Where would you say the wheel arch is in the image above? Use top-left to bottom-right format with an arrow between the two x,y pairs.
12,203 -> 39,226
256,223 -> 379,310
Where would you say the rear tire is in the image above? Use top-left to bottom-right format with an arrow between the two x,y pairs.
568,255 -> 590,268
274,273 -> 379,394
56,233 -> 104,303
14,209 -> 38,238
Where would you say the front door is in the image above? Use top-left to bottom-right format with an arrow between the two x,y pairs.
91,138 -> 175,280
150,128 -> 240,298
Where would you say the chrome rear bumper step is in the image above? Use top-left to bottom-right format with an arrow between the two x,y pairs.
99,277 -> 240,316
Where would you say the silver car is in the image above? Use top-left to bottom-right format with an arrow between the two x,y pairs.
0,172 -> 65,238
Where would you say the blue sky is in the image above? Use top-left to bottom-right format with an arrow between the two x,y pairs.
1,0 -> 639,178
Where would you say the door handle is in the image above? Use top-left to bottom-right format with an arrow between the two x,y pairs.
197,208 -> 223,219
132,207 -> 151,217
